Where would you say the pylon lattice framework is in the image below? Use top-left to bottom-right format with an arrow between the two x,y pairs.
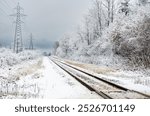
11,3 -> 26,53
29,33 -> 33,50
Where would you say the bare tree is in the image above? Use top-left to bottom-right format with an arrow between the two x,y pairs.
104,0 -> 111,26
84,16 -> 91,45
102,0 -> 116,26
76,0 -> 117,45
111,0 -> 115,22
77,26 -> 84,43
94,0 -> 103,36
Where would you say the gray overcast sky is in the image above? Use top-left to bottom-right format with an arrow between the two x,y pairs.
0,0 -> 92,49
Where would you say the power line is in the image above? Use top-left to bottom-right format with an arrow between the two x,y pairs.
0,0 -> 12,11
0,0 -> 21,16
0,0 -> 12,15
0,7 -> 8,16
3,0 -> 12,9
0,2 -> 14,23
0,7 -> 12,23
7,0 -> 16,7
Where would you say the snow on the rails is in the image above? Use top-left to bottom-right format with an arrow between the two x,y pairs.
36,57 -> 100,98
59,58 -> 150,95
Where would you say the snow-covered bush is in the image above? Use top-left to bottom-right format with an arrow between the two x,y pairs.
111,6 -> 150,68
0,48 -> 41,69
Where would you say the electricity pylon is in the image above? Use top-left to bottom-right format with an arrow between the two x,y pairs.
29,33 -> 34,50
10,3 -> 26,53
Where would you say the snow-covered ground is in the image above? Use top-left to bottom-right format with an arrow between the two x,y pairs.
62,58 -> 150,95
1,48 -> 150,99
35,57 -> 100,98
0,52 -> 100,98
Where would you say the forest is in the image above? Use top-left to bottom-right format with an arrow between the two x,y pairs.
53,0 -> 150,70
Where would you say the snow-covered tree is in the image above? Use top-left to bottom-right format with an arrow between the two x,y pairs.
102,0 -> 116,26
93,0 -> 103,36
119,0 -> 130,15
55,0 -> 150,68
53,41 -> 59,55
84,16 -> 92,45
138,0 -> 148,5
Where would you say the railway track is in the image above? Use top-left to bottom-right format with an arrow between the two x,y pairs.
50,57 -> 150,99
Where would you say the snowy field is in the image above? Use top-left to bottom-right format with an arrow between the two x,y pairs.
0,49 -> 100,98
0,48 -> 150,99
0,48 -> 41,98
